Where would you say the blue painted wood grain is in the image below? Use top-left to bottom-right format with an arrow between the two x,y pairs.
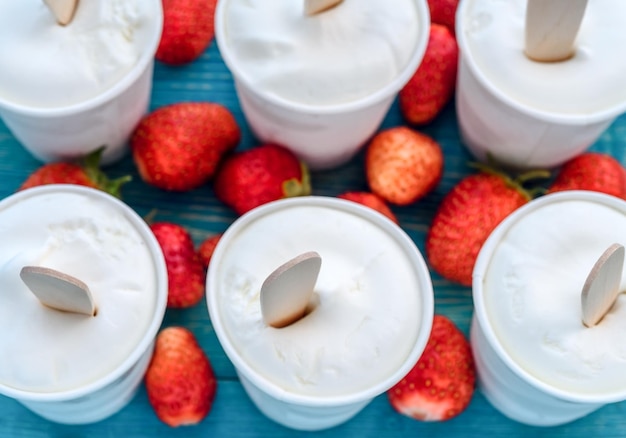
1,40 -> 626,437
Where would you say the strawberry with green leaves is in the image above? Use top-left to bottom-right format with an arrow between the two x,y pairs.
214,144 -> 311,216
151,222 -> 206,308
19,147 -> 130,198
426,166 -> 548,286
156,0 -> 218,65
145,327 -> 217,427
548,152 -> 626,199
388,315 -> 475,421
399,23 -> 458,125
366,126 -> 443,206
131,102 -> 240,192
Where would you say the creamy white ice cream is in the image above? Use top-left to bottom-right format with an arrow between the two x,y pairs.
0,188 -> 159,393
482,196 -> 626,396
211,199 -> 428,397
0,0 -> 161,108
220,0 -> 421,107
459,0 -> 626,116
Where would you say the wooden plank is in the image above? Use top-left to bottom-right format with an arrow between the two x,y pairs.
1,33 -> 626,438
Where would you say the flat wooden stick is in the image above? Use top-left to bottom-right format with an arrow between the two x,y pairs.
260,251 -> 321,328
581,243 -> 624,327
43,0 -> 79,26
525,0 -> 588,62
20,266 -> 96,316
304,0 -> 343,16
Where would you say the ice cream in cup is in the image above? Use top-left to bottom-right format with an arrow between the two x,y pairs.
206,196 -> 434,431
0,0 -> 163,165
215,0 -> 431,170
472,191 -> 626,426
0,185 -> 167,424
455,0 -> 626,169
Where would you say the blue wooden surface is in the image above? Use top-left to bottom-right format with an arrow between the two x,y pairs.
2,40 -> 626,437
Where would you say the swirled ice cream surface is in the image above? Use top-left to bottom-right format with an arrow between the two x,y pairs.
483,198 -> 626,396
0,191 -> 157,392
214,204 -> 424,397
460,0 -> 626,116
221,0 -> 420,106
0,0 -> 160,108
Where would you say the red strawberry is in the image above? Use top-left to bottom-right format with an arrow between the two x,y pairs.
156,0 -> 217,65
365,127 -> 443,206
145,327 -> 217,427
131,102 -> 240,192
426,170 -> 538,286
214,144 -> 311,216
388,315 -> 475,421
547,152 -> 626,199
198,233 -> 222,270
337,191 -> 399,224
427,0 -> 459,34
19,147 -> 130,198
399,24 -> 458,125
151,222 -> 205,308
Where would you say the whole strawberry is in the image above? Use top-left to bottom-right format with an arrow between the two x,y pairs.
427,0 -> 459,35
388,315 -> 475,421
213,144 -> 311,216
548,152 -> 626,199
426,169 -> 539,286
19,147 -> 130,198
131,102 -> 240,192
151,222 -> 205,308
337,191 -> 399,224
198,233 -> 222,270
145,327 -> 217,427
365,127 -> 443,206
156,0 -> 218,65
399,24 -> 458,125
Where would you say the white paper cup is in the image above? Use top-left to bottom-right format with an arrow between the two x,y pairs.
18,343 -> 155,424
0,2 -> 163,165
0,185 -> 167,424
207,197 -> 434,430
455,0 -> 626,169
472,191 -> 626,426
215,1 -> 430,170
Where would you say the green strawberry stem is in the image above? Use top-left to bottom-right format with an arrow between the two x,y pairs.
468,161 -> 551,201
282,162 -> 312,198
143,208 -> 159,225
83,146 -> 132,198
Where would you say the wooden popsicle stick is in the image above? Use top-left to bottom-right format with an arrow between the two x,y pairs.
20,266 -> 96,316
581,243 -> 624,327
43,0 -> 79,26
260,251 -> 322,328
304,0 -> 343,16
525,0 -> 588,62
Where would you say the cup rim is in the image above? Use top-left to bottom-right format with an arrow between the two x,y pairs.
207,196 -> 434,407
455,0 -> 626,125
214,0 -> 431,116
0,184 -> 168,402
0,2 -> 163,118
472,190 -> 626,404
